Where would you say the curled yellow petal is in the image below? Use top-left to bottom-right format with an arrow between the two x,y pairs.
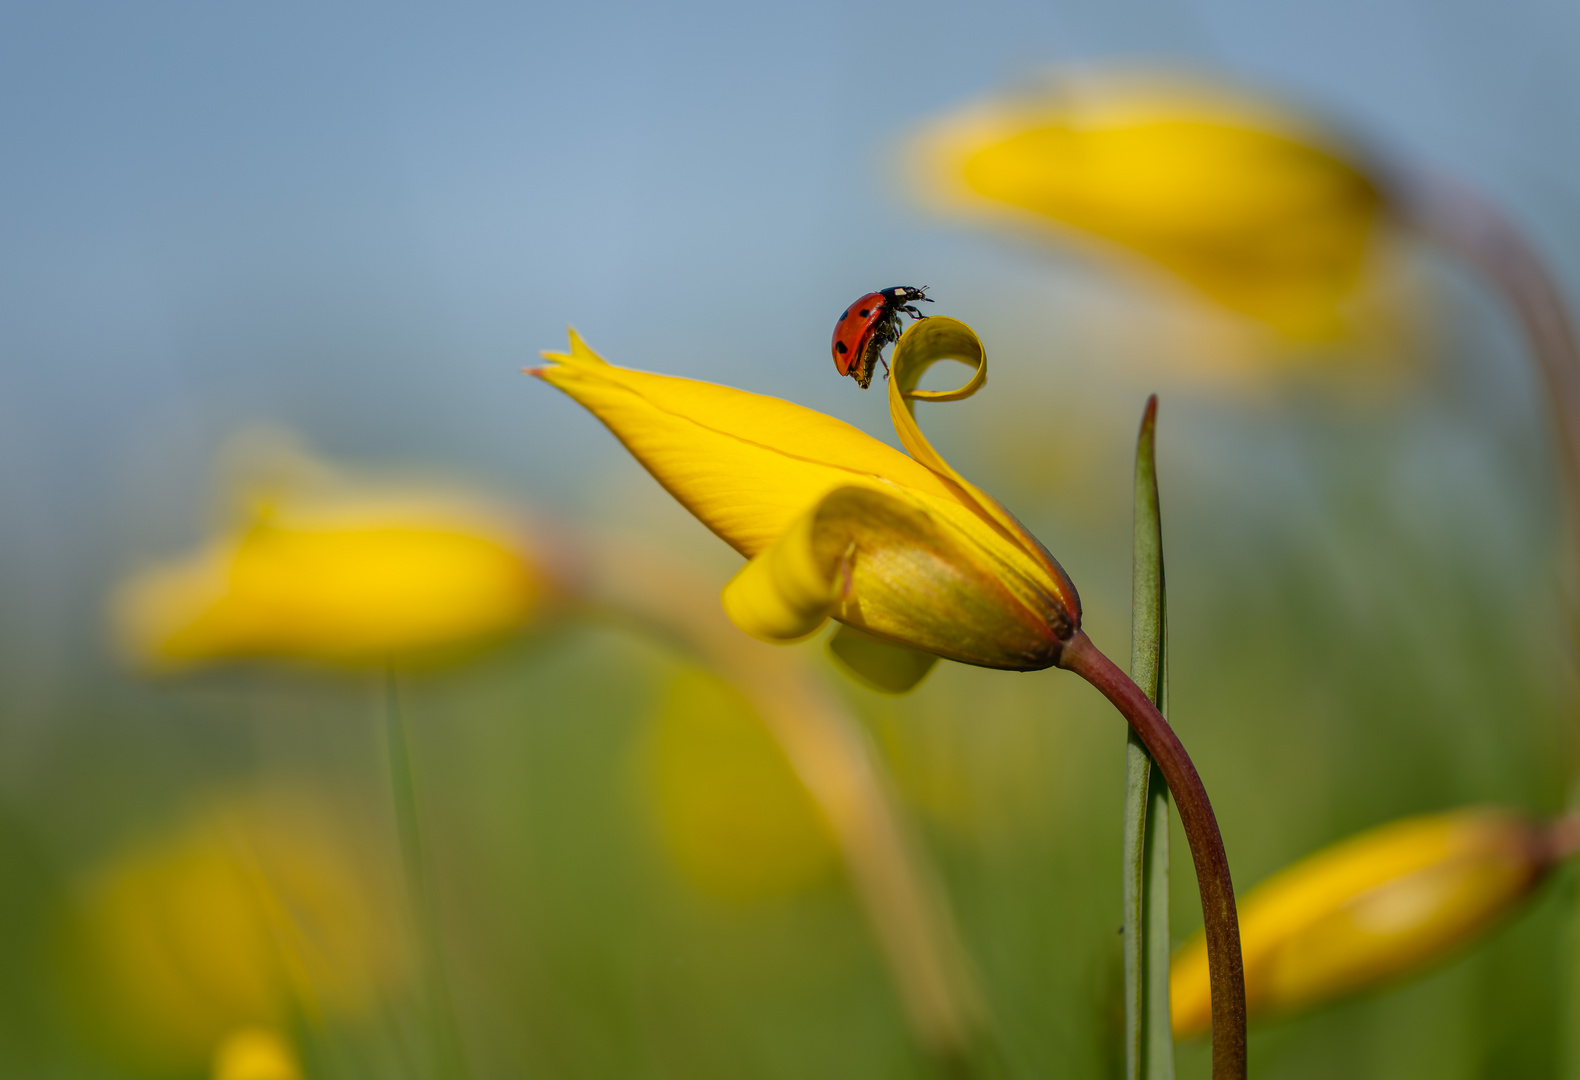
887,317 -> 1077,623
721,501 -> 841,642
1170,807 -> 1549,1038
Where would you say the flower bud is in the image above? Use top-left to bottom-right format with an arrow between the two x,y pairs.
535,322 -> 1078,686
1170,807 -> 1552,1037
722,484 -> 1068,670
112,440 -> 548,669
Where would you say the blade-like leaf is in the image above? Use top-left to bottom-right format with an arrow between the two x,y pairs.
386,670 -> 471,1080
1123,396 -> 1175,1080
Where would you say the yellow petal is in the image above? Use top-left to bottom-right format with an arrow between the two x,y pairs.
826,624 -> 939,695
722,486 -> 1065,670
534,328 -> 968,557
910,70 -> 1382,340
1170,807 -> 1548,1038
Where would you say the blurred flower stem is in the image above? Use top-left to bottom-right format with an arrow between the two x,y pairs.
1393,169 -> 1580,1080
578,534 -> 985,1068
384,671 -> 470,1080
1058,634 -> 1245,1080
1122,396 -> 1175,1080
1399,169 -> 1580,539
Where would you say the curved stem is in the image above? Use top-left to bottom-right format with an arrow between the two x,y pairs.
1058,631 -> 1246,1080
1397,170 -> 1580,520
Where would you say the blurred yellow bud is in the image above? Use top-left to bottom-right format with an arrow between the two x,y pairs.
1170,807 -> 1552,1038
113,438 -> 551,669
74,794 -> 402,1071
533,320 -> 1079,681
212,1027 -> 302,1080
643,667 -> 836,900
910,69 -> 1384,340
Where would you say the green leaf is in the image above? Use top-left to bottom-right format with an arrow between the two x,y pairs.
1123,396 -> 1175,1080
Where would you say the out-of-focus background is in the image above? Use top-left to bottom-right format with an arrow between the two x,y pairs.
2,1 -> 1577,1077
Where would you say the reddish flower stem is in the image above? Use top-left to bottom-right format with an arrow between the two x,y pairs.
1398,170 -> 1580,526
1546,809 -> 1580,864
1058,631 -> 1247,1080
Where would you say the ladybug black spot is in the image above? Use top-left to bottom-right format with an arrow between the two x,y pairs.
858,308 -> 872,317
838,310 -> 849,322
835,341 -> 848,354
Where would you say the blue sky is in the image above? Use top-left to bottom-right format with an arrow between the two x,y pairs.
1,0 -> 1575,692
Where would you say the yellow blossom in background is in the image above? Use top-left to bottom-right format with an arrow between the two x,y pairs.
113,434 -> 551,669
1170,807 -> 1552,1038
74,793 -> 402,1072
212,1027 -> 302,1080
910,69 -> 1384,340
642,666 -> 836,900
532,320 -> 1079,689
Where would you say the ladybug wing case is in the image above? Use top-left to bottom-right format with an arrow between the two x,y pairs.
831,291 -> 887,381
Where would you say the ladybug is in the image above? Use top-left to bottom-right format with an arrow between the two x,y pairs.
830,286 -> 932,389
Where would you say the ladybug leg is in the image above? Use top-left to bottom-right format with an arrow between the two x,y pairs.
880,356 -> 891,379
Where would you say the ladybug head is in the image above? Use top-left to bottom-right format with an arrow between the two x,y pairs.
879,286 -> 932,305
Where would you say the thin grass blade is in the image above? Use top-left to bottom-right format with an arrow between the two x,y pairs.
385,669 -> 471,1080
1124,396 -> 1175,1080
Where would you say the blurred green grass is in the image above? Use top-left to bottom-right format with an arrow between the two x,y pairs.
0,361 -> 1573,1079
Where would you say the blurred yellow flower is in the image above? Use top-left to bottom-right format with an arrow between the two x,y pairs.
910,69 -> 1383,340
1170,807 -> 1553,1038
212,1027 -> 302,1080
642,666 -> 836,900
73,793 -> 402,1072
533,320 -> 1079,685
113,439 -> 550,669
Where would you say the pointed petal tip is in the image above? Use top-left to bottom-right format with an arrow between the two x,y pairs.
533,327 -> 606,377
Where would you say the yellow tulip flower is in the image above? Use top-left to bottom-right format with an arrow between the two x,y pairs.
1170,807 -> 1555,1038
74,794 -> 401,1072
532,318 -> 1080,682
113,446 -> 550,669
910,69 -> 1383,340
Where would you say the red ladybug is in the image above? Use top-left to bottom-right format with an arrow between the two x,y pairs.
830,286 -> 932,389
